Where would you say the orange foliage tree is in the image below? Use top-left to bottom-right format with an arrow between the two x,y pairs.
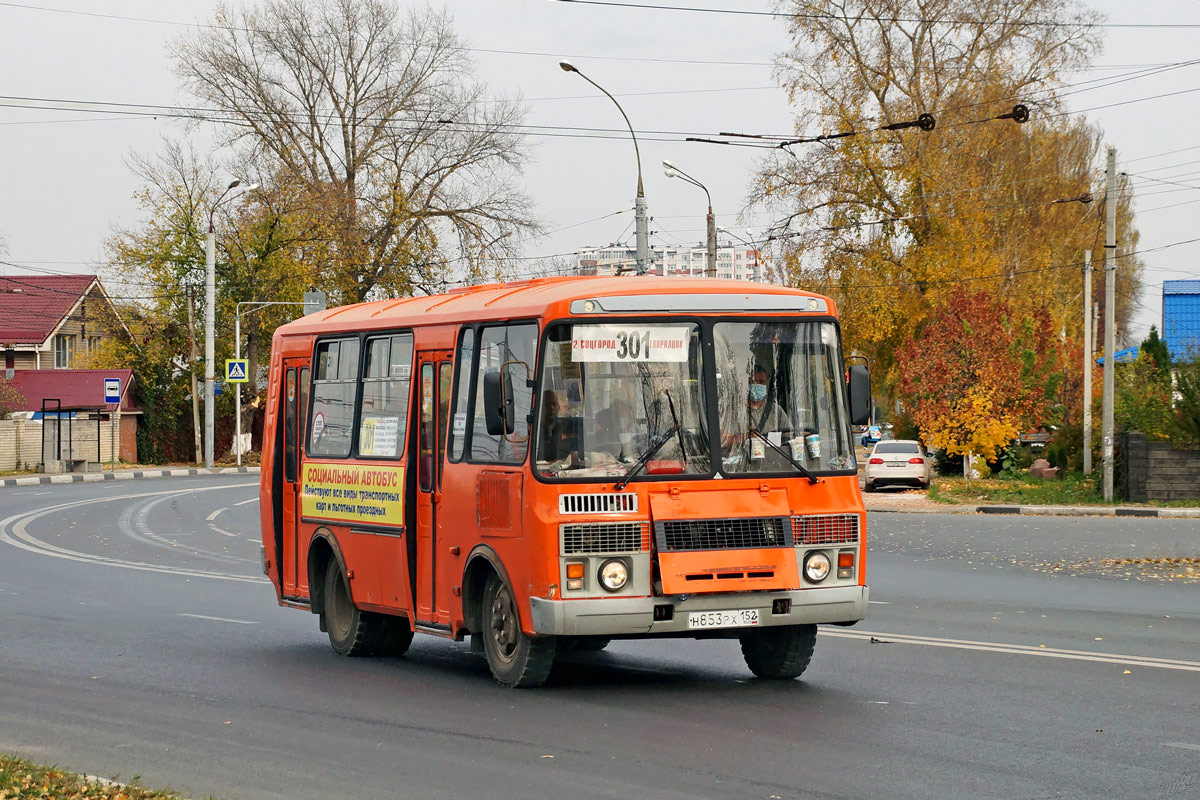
898,289 -> 1063,459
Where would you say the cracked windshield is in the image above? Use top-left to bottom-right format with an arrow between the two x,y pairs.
537,323 -> 708,479
715,321 -> 855,474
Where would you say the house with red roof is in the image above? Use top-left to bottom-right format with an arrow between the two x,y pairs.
0,274 -> 140,465
0,274 -> 130,373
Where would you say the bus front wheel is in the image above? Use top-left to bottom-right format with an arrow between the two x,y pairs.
481,573 -> 555,688
739,624 -> 817,680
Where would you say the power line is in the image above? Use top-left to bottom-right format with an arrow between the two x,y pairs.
555,0 -> 1200,29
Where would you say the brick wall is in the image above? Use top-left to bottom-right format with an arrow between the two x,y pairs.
0,419 -> 45,471
1120,432 -> 1200,502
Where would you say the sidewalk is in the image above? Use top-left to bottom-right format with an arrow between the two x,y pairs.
863,490 -> 1200,518
0,466 -> 260,488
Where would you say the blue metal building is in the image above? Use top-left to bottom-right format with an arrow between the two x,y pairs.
1163,280 -> 1200,361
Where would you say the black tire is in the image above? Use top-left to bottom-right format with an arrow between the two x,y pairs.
374,616 -> 415,657
863,481 -> 875,493
739,624 -> 817,680
324,559 -> 398,657
481,573 -> 556,687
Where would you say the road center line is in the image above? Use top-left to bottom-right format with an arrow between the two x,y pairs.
821,628 -> 1200,672
1162,742 -> 1200,752
178,613 -> 258,625
206,508 -> 227,521
233,497 -> 259,506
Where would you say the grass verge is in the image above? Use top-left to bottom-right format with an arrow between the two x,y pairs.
0,754 -> 187,799
928,473 -> 1200,507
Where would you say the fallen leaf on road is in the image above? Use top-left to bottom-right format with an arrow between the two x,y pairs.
870,637 -> 893,644
1123,670 -> 1131,675
1094,637 -> 1102,641
541,755 -> 554,759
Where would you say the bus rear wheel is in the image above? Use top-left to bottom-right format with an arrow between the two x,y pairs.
324,559 -> 407,657
739,624 -> 817,680
481,573 -> 555,688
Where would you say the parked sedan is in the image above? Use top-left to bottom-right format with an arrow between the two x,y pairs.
864,440 -> 932,492
861,425 -> 883,447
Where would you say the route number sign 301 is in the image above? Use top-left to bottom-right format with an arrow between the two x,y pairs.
571,325 -> 690,363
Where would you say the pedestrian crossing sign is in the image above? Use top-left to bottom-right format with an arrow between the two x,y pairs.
225,359 -> 250,383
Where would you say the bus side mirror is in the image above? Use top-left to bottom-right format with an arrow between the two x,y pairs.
482,370 -> 514,436
847,364 -> 871,426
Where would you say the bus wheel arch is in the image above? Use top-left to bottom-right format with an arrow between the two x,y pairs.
307,528 -> 345,624
461,545 -> 512,634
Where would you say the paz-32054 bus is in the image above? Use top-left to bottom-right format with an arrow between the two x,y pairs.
260,277 -> 872,687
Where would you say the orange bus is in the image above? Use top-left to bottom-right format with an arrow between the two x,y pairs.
260,277 -> 872,687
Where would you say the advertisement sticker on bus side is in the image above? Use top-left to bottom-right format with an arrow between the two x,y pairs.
301,462 -> 405,525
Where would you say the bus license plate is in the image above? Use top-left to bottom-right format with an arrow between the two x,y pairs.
687,609 -> 760,629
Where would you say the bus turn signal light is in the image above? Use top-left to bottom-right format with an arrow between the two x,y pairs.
567,563 -> 585,579
837,551 -> 855,579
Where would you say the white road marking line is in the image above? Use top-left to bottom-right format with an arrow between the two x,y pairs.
821,628 -> 1200,672
0,485 -> 267,584
12,491 -> 50,496
868,600 -> 890,605
207,524 -> 239,537
206,508 -> 227,521
1162,742 -> 1200,752
179,613 -> 258,625
233,497 -> 259,506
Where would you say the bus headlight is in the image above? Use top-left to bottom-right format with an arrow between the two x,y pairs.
803,551 -> 831,583
598,559 -> 629,592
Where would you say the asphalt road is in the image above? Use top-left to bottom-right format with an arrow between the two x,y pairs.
1,475 -> 1197,800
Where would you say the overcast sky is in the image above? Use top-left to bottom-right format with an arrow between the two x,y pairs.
1,0 -> 1198,342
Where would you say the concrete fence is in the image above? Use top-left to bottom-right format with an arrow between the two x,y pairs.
1120,432 -> 1200,502
0,415 -> 134,472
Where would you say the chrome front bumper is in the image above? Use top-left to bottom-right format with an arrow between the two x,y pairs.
528,584 -> 868,637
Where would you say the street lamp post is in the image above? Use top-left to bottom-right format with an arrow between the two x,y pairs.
560,61 -> 649,275
663,160 -> 716,277
204,179 -> 257,468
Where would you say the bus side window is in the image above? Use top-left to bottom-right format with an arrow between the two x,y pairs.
309,338 -> 359,458
358,333 -> 412,459
419,363 -> 434,492
469,323 -> 538,464
447,327 -> 474,461
284,368 -> 297,483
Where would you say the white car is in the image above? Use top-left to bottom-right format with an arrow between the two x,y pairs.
864,440 -> 932,492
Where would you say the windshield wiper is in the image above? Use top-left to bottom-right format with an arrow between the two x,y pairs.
614,424 -> 680,491
662,389 -> 688,466
749,429 -> 821,485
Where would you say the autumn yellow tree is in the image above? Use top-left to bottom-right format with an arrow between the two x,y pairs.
755,0 -> 1143,399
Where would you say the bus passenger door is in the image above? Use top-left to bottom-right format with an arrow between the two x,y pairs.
414,351 -> 452,626
280,359 -> 309,599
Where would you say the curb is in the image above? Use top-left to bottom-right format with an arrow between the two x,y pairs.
0,466 -> 260,488
864,502 -> 1200,518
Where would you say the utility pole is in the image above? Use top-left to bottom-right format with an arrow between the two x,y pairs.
663,160 -> 715,276
204,221 -> 216,469
186,288 -> 202,465
1102,147 -> 1117,501
1082,250 -> 1093,475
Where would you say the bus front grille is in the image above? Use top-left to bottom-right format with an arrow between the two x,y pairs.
792,514 -> 860,545
560,522 -> 650,555
654,517 -> 792,552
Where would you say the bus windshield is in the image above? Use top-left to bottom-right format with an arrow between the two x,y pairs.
536,322 -> 710,479
535,318 -> 856,482
714,321 -> 855,474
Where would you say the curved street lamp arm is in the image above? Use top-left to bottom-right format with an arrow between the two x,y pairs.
574,70 -> 644,197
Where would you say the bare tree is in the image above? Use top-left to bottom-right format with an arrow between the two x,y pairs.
171,0 -> 541,303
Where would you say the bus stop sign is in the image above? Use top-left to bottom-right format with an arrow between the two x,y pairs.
104,377 -> 120,404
